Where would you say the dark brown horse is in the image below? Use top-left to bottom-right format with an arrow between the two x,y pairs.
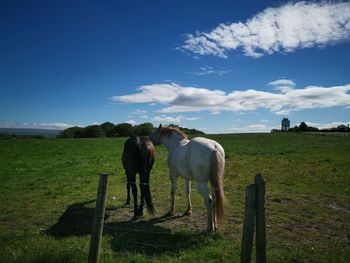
122,135 -> 155,219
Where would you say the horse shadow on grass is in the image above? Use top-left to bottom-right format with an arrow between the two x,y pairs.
45,200 -> 214,255
105,215 -> 215,256
45,199 -> 97,238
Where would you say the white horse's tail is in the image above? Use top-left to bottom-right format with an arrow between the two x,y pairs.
209,149 -> 225,225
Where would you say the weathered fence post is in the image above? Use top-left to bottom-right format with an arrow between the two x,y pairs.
255,174 -> 266,263
240,184 -> 256,263
240,174 -> 267,263
88,173 -> 109,263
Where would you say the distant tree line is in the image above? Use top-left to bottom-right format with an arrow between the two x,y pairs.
57,122 -> 205,138
0,134 -> 46,139
271,122 -> 350,133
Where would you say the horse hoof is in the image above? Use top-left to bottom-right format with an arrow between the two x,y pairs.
124,202 -> 131,207
137,212 -> 144,217
132,215 -> 141,221
183,210 -> 192,216
165,211 -> 175,217
137,208 -> 144,217
147,209 -> 156,216
147,204 -> 155,215
205,226 -> 215,233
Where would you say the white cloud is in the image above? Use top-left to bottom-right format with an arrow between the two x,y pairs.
228,124 -> 277,133
112,82 -> 350,115
127,120 -> 137,125
179,2 -> 350,58
0,122 -> 73,130
132,109 -> 147,114
153,115 -> 181,123
268,79 -> 296,87
112,84 -> 180,104
152,115 -> 201,123
189,66 -> 233,76
128,109 -> 149,120
185,117 -> 201,121
127,115 -> 149,119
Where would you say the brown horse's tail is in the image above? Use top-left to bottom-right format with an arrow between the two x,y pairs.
209,149 -> 225,226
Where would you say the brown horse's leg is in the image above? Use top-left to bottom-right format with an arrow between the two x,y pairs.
127,172 -> 138,219
138,174 -> 145,217
141,171 -> 155,215
125,182 -> 131,206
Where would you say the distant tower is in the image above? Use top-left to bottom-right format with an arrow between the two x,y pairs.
281,118 -> 290,131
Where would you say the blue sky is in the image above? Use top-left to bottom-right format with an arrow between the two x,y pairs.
1,0 -> 350,133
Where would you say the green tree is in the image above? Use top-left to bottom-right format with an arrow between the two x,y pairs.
133,122 -> 154,136
58,126 -> 84,138
298,122 -> 318,132
109,123 -> 133,137
101,122 -> 115,137
299,122 -> 308,131
80,125 -> 105,138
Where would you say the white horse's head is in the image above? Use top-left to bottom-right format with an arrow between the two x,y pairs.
149,124 -> 162,146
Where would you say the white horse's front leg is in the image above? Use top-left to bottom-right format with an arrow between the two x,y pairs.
166,171 -> 177,216
183,180 -> 192,215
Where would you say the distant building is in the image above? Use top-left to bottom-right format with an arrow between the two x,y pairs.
281,118 -> 290,131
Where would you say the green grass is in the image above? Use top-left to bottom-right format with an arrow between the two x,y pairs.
0,133 -> 349,262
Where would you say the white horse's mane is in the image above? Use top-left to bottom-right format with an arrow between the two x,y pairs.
160,126 -> 188,139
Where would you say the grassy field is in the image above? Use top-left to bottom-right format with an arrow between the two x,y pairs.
0,133 -> 349,262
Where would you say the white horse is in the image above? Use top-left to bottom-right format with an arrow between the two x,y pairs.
149,124 -> 225,232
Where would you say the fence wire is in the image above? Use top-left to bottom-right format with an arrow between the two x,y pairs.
121,179 -> 238,192
113,181 -> 242,213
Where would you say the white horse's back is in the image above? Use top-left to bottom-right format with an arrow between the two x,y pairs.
171,137 -> 225,180
188,137 -> 225,178
190,137 -> 225,157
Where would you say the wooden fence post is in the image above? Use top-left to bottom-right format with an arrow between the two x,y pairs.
255,174 -> 266,263
88,173 -> 109,263
240,184 -> 256,263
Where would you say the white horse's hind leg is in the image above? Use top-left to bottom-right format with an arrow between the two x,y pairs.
197,182 -> 214,232
166,170 -> 177,217
184,180 -> 192,215
211,190 -> 217,230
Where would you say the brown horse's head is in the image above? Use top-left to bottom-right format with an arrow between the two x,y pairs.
149,124 -> 162,145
